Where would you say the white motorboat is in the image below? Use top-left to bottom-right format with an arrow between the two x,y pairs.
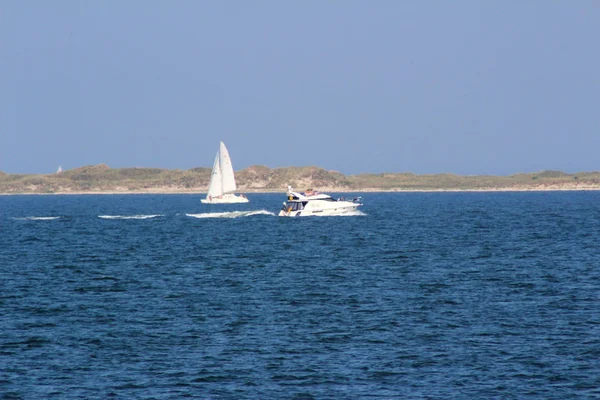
278,186 -> 362,217
201,142 -> 249,204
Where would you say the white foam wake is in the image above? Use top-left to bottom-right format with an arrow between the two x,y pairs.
98,214 -> 163,220
186,210 -> 276,219
11,216 -> 62,221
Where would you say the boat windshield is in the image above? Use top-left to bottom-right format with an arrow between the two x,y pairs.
285,202 -> 305,211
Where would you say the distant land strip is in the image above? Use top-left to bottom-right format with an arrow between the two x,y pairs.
1,164 -> 600,194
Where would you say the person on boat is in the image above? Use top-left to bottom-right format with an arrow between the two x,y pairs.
305,188 -> 314,196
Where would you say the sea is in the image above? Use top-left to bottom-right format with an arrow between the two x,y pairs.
1,192 -> 599,399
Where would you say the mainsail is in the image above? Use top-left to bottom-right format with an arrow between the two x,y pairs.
219,142 -> 237,194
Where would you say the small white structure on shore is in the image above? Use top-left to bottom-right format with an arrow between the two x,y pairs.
56,165 -> 63,174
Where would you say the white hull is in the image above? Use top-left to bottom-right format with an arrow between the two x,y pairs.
201,194 -> 249,204
278,203 -> 360,217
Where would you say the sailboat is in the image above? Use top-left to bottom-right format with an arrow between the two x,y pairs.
201,142 -> 249,204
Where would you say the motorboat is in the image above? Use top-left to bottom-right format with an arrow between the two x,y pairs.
278,186 -> 362,217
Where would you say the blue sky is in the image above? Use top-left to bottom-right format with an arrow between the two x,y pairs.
1,1 -> 599,175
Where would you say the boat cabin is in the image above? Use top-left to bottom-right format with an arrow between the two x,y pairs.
282,201 -> 308,212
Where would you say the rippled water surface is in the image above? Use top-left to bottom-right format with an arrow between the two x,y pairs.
1,192 -> 599,399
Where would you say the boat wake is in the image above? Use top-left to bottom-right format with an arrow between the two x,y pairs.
98,214 -> 163,220
186,210 -> 276,219
11,216 -> 62,221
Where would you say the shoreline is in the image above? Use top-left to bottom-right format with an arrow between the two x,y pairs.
2,185 -> 600,196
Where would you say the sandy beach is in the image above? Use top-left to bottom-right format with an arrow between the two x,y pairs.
3,183 -> 600,196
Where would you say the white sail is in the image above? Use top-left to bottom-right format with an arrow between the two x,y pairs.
201,141 -> 249,204
219,141 -> 237,194
206,152 -> 223,198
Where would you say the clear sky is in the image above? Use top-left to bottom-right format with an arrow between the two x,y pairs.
1,1 -> 599,175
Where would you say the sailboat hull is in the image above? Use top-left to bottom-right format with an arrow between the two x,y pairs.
201,194 -> 249,204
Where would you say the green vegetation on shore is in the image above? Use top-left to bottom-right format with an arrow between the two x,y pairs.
1,164 -> 599,194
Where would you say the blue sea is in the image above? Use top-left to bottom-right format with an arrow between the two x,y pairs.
1,192 -> 599,399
